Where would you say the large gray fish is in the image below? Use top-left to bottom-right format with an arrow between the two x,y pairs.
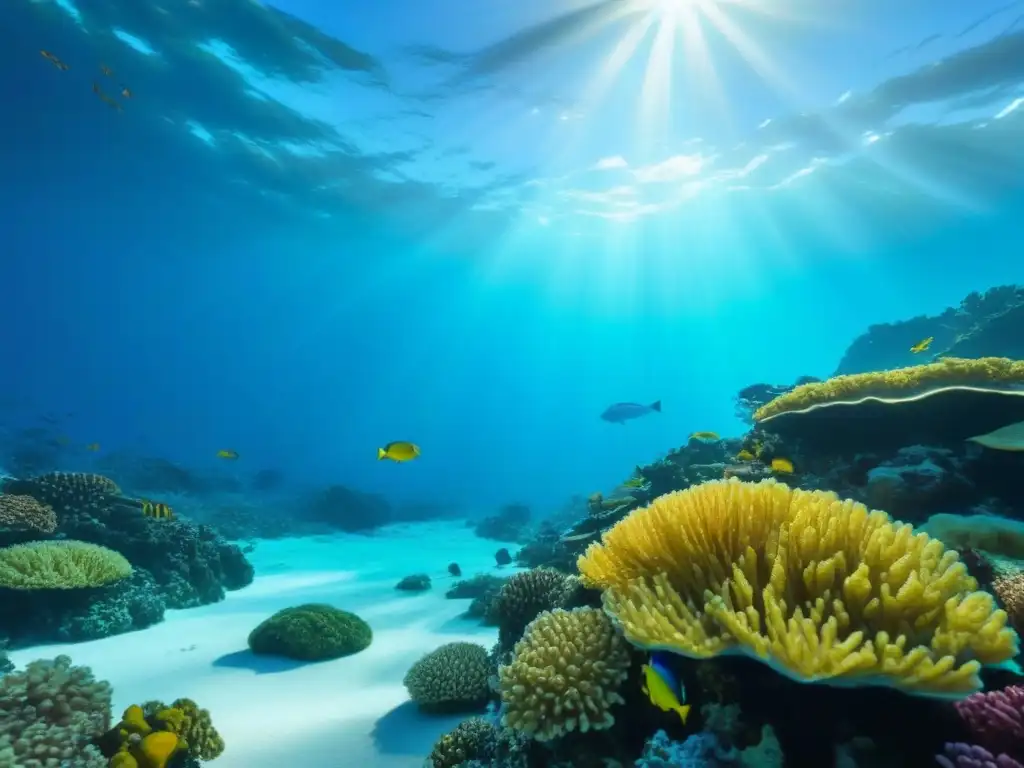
601,400 -> 662,424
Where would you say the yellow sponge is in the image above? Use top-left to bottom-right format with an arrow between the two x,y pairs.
577,478 -> 1018,697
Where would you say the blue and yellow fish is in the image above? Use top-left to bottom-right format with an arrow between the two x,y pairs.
641,653 -> 690,725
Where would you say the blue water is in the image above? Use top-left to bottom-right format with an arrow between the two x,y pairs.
2,0 -> 1023,514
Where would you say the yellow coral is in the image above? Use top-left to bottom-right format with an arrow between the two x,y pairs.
753,357 -> 1024,422
139,732 -> 178,768
147,698 -> 224,761
498,607 -> 631,741
109,753 -> 138,768
577,478 -> 1018,697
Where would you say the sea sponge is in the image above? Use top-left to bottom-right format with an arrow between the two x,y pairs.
753,356 -> 1024,422
427,717 -> 497,768
0,540 -> 132,589
247,603 -> 372,661
145,698 -> 224,761
0,493 -> 57,534
577,478 -> 1018,697
491,567 -> 575,650
498,606 -> 631,741
0,655 -> 112,767
403,642 -> 492,711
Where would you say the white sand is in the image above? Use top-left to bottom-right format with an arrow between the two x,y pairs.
9,522 -> 522,767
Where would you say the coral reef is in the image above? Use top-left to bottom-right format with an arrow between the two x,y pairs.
403,642 -> 493,712
247,603 -> 372,661
0,655 -> 111,767
490,567 -> 579,652
0,540 -> 132,589
0,493 -> 56,534
578,478 -> 1017,696
498,607 -> 631,742
474,503 -> 532,542
99,696 -> 225,765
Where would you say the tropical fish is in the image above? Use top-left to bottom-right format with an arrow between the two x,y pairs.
967,421 -> 1024,451
85,443 -> 100,452
621,476 -> 646,489
141,500 -> 174,520
736,449 -> 755,462
40,50 -> 69,70
121,86 -> 132,99
910,337 -> 933,354
92,81 -> 123,112
641,653 -> 690,725
377,441 -> 420,462
600,400 -> 662,424
100,64 -> 113,76
689,431 -> 720,442
771,457 -> 794,474
216,449 -> 239,460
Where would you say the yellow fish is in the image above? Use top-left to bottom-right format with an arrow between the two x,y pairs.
621,476 -> 646,489
86,443 -> 100,452
141,500 -> 174,520
910,337 -> 933,354
641,654 -> 690,725
216,449 -> 239,460
736,449 -> 755,462
689,431 -> 720,442
771,457 -> 794,474
378,441 -> 420,462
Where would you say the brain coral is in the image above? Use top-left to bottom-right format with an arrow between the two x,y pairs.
0,540 -> 132,589
247,603 -> 372,661
577,478 -> 1018,697
403,642 -> 492,711
498,607 -> 631,741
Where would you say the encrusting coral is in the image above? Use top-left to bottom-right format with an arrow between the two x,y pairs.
0,539 -> 133,589
0,493 -> 57,534
752,356 -> 1024,422
0,655 -> 112,767
577,478 -> 1018,697
403,642 -> 492,711
498,606 -> 631,741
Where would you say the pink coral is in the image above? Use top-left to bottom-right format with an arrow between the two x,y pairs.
937,742 -> 1024,768
0,494 -> 57,534
956,686 -> 1024,760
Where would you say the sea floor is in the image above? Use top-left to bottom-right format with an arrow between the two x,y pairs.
9,522 -> 521,768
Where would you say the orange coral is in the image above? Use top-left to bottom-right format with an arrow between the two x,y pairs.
0,494 -> 57,534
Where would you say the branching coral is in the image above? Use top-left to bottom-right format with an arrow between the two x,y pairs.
577,478 -> 1017,697
0,655 -> 112,767
403,642 -> 492,711
954,686 -> 1024,761
753,357 -> 1024,422
0,540 -> 132,589
498,607 -> 631,741
0,493 -> 57,534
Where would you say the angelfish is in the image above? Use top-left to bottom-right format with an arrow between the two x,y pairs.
641,652 -> 690,725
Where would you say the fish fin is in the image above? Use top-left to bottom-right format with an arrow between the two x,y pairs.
377,447 -> 387,460
649,400 -> 662,412
677,704 -> 690,725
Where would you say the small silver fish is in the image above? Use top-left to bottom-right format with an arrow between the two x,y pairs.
600,400 -> 662,424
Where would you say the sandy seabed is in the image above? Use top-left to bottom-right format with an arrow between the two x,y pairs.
10,522 -> 522,768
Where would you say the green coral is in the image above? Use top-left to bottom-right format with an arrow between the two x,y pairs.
247,603 -> 372,661
403,642 -> 493,712
0,540 -> 132,589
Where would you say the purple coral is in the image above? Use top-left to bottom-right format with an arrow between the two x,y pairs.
955,686 -> 1024,760
936,742 -> 1023,768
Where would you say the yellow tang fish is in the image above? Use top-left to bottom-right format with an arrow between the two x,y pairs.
689,431 -> 720,442
621,476 -> 646,489
216,449 -> 239,460
771,457 -> 794,474
141,500 -> 174,520
641,654 -> 690,725
378,441 -> 420,462
910,337 -> 933,354
736,449 -> 755,462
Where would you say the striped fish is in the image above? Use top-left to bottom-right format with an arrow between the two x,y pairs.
141,500 -> 174,520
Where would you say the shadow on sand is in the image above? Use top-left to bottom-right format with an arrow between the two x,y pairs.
372,700 -> 469,756
211,649 -> 316,674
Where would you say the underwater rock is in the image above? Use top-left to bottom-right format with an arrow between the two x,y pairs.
395,573 -> 431,591
834,285 -> 1024,376
864,446 -> 974,524
301,483 -> 393,532
474,503 -> 532,543
494,547 -> 512,566
446,574 -> 508,600
514,522 -> 564,569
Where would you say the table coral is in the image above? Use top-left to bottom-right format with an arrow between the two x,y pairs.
0,540 -> 132,589
577,478 -> 1018,697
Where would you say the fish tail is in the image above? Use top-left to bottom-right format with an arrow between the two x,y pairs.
650,400 -> 662,412
677,704 -> 690,724
377,447 -> 387,460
